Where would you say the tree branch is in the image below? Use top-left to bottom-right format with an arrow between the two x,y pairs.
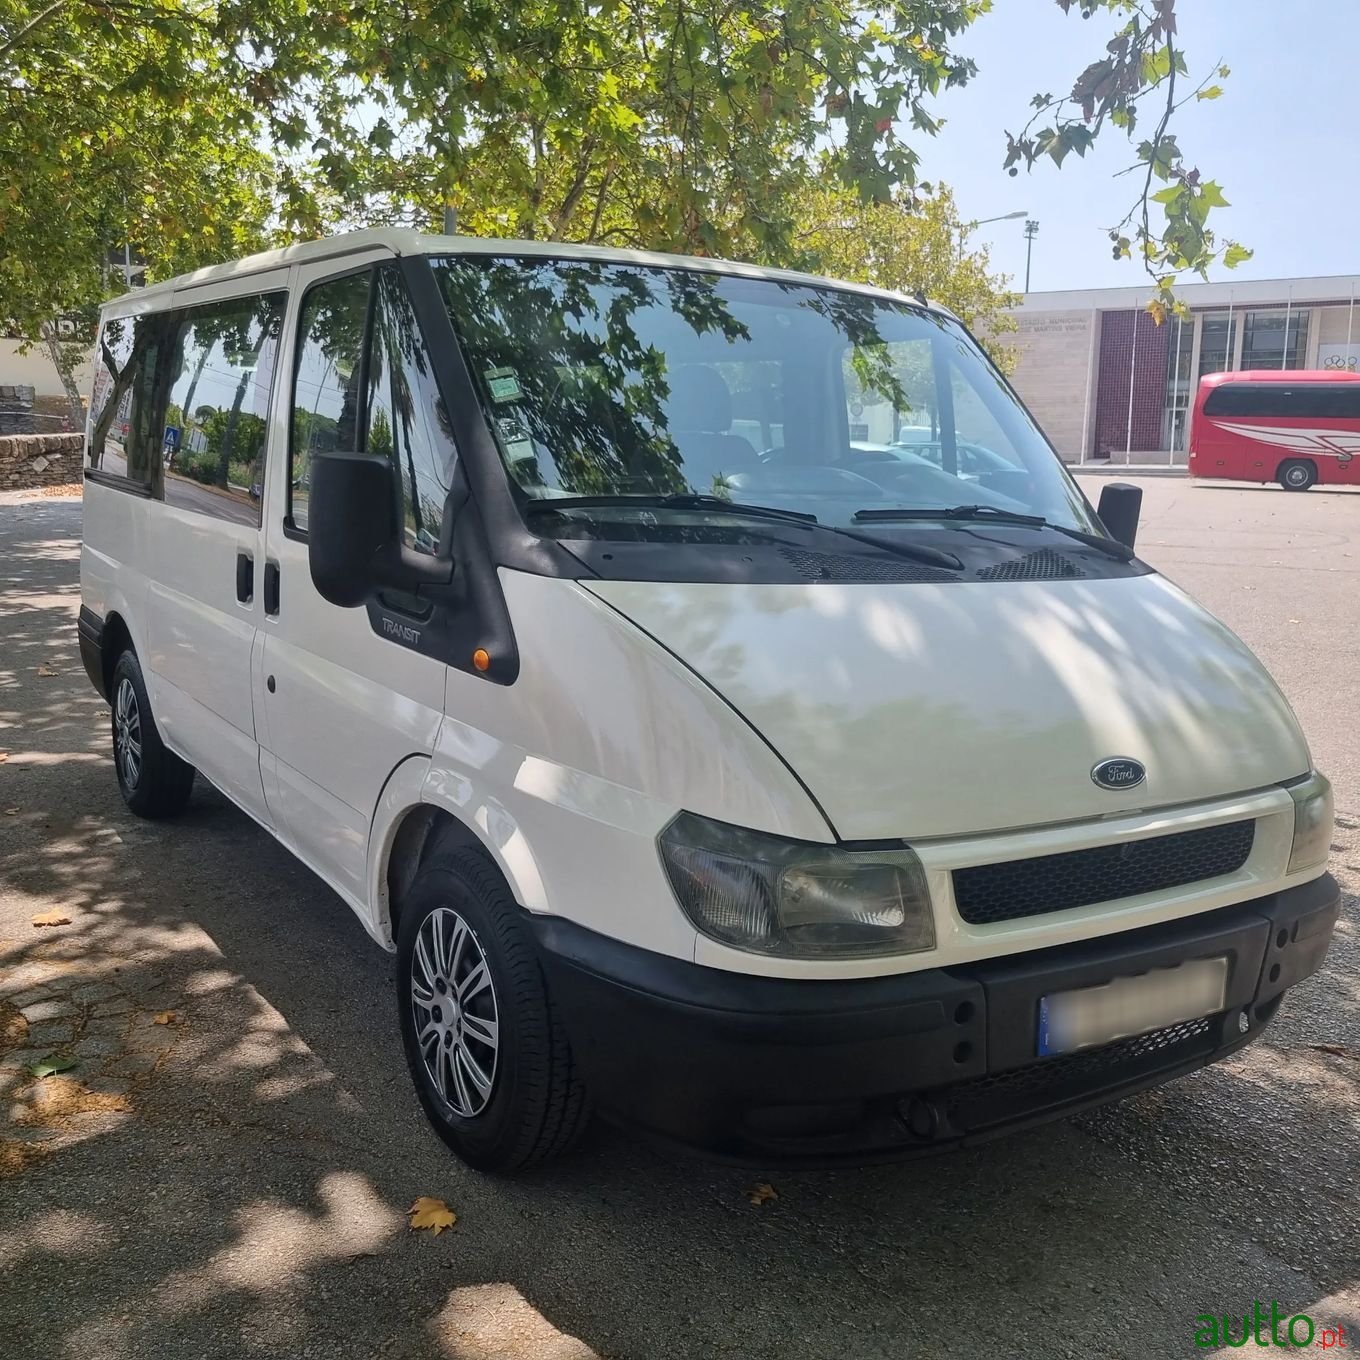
0,0 -> 70,61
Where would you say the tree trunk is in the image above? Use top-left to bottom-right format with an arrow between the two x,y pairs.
217,370 -> 250,487
39,320 -> 87,432
179,342 -> 211,434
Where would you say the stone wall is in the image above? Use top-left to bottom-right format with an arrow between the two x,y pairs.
0,433 -> 84,489
1008,307 -> 1099,461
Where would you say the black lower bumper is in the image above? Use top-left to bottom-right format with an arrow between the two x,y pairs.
77,605 -> 106,700
530,873 -> 1340,1163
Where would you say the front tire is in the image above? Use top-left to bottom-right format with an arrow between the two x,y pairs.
396,848 -> 589,1172
110,650 -> 195,818
1278,459 -> 1317,491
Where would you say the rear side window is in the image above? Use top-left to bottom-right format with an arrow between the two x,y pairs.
162,294 -> 285,523
88,311 -> 181,490
1203,383 -> 1360,419
88,292 -> 284,518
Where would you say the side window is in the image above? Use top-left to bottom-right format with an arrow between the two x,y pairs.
368,266 -> 459,555
88,311 -> 180,493
163,293 -> 285,523
290,272 -> 370,533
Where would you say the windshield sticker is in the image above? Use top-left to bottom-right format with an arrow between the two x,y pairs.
486,368 -> 523,403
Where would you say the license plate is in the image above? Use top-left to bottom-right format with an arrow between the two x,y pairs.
1037,956 -> 1229,1057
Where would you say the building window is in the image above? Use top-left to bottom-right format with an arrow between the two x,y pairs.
1241,309 -> 1309,370
1161,313 -> 1193,451
1197,311 -> 1237,378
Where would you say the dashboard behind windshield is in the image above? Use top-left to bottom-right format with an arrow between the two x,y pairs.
434,256 -> 1098,541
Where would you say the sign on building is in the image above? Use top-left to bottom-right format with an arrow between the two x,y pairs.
1318,344 -> 1360,373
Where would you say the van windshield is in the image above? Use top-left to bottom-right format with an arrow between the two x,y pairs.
434,256 -> 1098,540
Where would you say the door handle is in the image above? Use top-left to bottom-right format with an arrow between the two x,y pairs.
263,561 -> 280,616
236,551 -> 254,603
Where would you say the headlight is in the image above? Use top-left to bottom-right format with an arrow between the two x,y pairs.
659,812 -> 935,959
1287,771 -> 1334,874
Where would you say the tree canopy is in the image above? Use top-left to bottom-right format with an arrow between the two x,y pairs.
0,0 -> 1247,338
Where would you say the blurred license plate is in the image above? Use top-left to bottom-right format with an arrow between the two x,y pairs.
1037,956 -> 1229,1057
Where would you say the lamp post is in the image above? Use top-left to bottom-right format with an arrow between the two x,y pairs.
957,209 -> 1029,262
1024,219 -> 1040,292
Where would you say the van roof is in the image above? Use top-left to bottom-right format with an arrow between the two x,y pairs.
113,227 -> 941,315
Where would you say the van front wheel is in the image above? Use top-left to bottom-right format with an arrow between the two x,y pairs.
110,650 -> 195,818
395,848 -> 589,1171
1278,459 -> 1317,491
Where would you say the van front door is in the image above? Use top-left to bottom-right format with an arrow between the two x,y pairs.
258,256 -> 451,908
141,278 -> 289,825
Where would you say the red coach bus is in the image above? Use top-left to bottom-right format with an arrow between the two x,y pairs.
1188,369 -> 1360,490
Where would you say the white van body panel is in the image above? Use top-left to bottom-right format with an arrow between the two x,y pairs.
143,502 -> 273,824
393,571 -> 833,960
79,490 -> 146,654
253,249 -> 450,907
584,573 -> 1310,842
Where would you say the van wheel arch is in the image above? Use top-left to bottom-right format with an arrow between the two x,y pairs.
101,612 -> 134,699
386,807 -> 502,933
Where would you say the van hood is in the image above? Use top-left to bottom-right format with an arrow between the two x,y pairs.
584,574 -> 1310,841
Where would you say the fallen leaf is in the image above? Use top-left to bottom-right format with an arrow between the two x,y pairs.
153,1011 -> 177,1026
1309,1043 -> 1353,1059
409,1196 -> 456,1235
3,807 -> 19,816
27,1054 -> 78,1079
746,1182 -> 779,1207
1288,619 -> 1301,625
31,910 -> 71,928
0,751 -> 8,762
36,665 -> 58,677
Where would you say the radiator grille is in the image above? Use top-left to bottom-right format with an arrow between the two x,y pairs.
953,820 -> 1256,925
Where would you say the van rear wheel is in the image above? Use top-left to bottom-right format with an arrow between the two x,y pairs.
1278,459 -> 1317,491
110,650 -> 196,818
395,847 -> 589,1172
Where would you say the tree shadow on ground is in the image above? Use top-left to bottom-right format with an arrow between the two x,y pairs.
1,502 -> 1357,1360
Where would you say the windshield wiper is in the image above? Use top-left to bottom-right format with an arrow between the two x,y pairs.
527,494 -> 962,570
853,504 -> 1134,562
525,493 -> 817,525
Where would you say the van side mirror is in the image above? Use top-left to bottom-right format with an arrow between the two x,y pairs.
308,451 -> 453,608
1097,482 -> 1142,551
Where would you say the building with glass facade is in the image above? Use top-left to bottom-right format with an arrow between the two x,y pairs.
1006,274 -> 1360,463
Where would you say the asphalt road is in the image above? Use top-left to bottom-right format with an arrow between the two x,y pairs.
1,481 -> 1357,1360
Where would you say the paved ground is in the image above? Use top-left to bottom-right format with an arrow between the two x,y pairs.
1,482 -> 1356,1360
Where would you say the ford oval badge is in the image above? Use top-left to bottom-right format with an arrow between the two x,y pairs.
1091,757 -> 1146,791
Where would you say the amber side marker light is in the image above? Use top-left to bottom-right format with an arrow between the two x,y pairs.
472,648 -> 491,672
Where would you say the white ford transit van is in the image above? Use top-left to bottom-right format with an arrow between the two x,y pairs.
79,230 -> 1339,1170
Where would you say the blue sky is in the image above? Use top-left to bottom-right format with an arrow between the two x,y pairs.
917,0 -> 1357,293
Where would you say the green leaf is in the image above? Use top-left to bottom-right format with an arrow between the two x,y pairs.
27,1054 -> 78,1079
1198,180 -> 1229,208
1196,85 -> 1223,101
1150,185 -> 1183,205
1223,243 -> 1253,269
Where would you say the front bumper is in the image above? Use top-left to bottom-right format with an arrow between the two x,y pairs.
531,873 -> 1340,1163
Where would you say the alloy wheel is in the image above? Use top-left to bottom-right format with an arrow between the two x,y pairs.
411,907 -> 500,1118
114,677 -> 142,789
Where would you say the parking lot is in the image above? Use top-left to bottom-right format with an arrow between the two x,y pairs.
1,477 -> 1357,1360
